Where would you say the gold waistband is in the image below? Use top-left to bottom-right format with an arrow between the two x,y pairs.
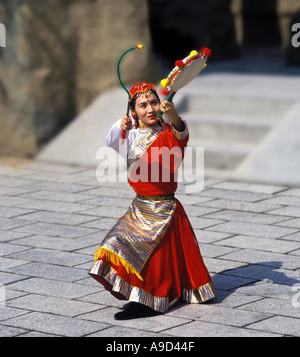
136,193 -> 175,201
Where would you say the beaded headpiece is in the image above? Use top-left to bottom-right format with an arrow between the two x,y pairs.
129,82 -> 156,99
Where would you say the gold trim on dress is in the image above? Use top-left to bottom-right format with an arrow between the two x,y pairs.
136,193 -> 175,201
89,260 -> 216,312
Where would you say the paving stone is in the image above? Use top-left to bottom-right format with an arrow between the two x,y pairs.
262,195 -> 300,207
0,195 -> 34,206
80,196 -> 132,208
205,210 -> 289,225
207,221 -> 298,239
18,190 -> 92,203
211,181 -> 287,194
7,248 -> 91,267
18,210 -> 98,226
16,331 -> 58,337
213,235 -> 300,253
79,186 -> 136,199
0,257 -> 30,270
0,306 -> 29,321
198,198 -> 283,213
7,262 -> 89,282
270,230 -> 300,242
79,306 -> 193,333
235,281 -> 297,300
211,273 -> 257,291
240,297 -> 300,318
176,194 -> 216,205
187,216 -> 224,230
20,162 -> 89,174
0,230 -> 31,243
212,289 -> 263,308
0,217 -> 32,231
204,257 -> 247,274
277,188 -> 300,197
0,177 -> 35,187
7,277 -> 99,299
165,319 -> 279,337
178,205 -> 221,217
246,315 -> 300,336
222,264 -> 300,286
76,290 -> 124,308
80,218 -> 121,230
276,218 -> 300,228
167,303 -> 271,327
88,325 -> 171,337
21,181 -> 95,193
269,207 -> 300,218
199,243 -> 239,258
0,242 -> 31,256
200,188 -> 270,202
0,206 -> 36,219
3,311 -> 108,337
3,289 -> 28,302
11,234 -> 99,252
0,184 -> 36,196
13,222 -> 98,238
0,325 -> 28,337
22,171 -> 92,184
194,229 -> 233,244
15,198 -> 95,214
7,294 -> 104,317
78,206 -> 127,219
219,248 -> 300,270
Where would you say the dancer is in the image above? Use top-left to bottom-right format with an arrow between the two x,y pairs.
89,82 -> 216,320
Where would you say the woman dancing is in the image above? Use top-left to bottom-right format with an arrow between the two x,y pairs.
89,82 -> 215,320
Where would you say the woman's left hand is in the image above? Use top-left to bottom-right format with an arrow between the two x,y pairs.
160,100 -> 184,132
160,100 -> 177,117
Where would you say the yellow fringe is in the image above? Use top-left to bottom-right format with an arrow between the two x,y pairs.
94,247 -> 143,281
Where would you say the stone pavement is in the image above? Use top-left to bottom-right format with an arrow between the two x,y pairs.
0,158 -> 300,337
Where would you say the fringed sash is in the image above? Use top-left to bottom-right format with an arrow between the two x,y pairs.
94,195 -> 176,280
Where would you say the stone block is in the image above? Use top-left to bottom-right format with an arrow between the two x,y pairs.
4,311 -> 108,337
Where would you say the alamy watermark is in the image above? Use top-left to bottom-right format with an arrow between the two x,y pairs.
291,23 -> 300,48
0,283 -> 5,307
96,141 -> 205,194
0,23 -> 6,48
292,283 -> 300,308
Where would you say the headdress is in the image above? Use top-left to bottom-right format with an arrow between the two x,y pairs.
129,82 -> 156,99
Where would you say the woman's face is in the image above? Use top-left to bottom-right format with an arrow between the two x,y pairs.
132,93 -> 160,129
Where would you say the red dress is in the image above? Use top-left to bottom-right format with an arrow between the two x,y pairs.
89,120 -> 215,312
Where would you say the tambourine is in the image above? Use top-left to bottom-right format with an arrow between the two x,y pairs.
158,47 -> 211,119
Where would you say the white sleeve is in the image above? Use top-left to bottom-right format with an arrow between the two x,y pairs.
106,119 -> 123,152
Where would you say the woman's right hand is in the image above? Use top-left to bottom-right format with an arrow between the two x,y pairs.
120,114 -> 133,131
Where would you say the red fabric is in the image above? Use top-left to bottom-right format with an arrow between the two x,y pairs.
128,123 -> 189,196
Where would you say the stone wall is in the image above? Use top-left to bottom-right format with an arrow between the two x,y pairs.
0,0 -> 157,157
1,0 -> 300,159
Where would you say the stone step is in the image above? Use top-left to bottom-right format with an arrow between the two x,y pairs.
185,139 -> 253,171
183,113 -> 276,143
179,93 -> 293,119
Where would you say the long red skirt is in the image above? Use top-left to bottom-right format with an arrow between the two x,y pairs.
89,199 -> 215,312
